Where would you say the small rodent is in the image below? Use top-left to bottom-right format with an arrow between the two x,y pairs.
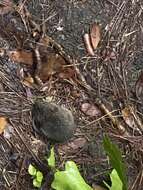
32,100 -> 76,143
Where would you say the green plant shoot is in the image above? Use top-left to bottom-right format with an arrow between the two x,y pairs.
28,164 -> 43,188
104,169 -> 123,190
51,161 -> 93,190
46,146 -> 55,168
103,135 -> 128,190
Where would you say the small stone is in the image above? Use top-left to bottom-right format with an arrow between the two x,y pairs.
32,100 -> 76,143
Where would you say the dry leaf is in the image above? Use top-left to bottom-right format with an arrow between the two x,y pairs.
122,107 -> 135,128
8,50 -> 33,66
58,67 -> 76,79
83,33 -> 94,56
22,76 -> 34,88
38,53 -> 65,81
17,67 -> 24,79
135,71 -> 143,100
3,124 -> 13,139
90,23 -> 101,50
58,137 -> 86,155
0,117 -> 8,134
81,103 -> 101,117
0,0 -> 14,15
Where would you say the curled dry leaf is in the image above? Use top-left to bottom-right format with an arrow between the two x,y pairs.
83,33 -> 95,56
135,71 -> 143,100
83,23 -> 101,56
8,50 -> 33,66
122,107 -> 135,129
22,76 -> 34,88
0,0 -> 14,15
81,102 -> 102,117
90,23 -> 101,50
0,117 -> 8,134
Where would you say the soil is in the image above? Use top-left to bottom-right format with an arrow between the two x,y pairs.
0,0 -> 143,190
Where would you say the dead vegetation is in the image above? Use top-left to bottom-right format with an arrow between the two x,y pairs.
0,0 -> 143,189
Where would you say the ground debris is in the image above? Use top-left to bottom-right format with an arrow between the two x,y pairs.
0,0 -> 143,189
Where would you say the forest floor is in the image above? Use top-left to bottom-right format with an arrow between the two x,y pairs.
0,0 -> 143,189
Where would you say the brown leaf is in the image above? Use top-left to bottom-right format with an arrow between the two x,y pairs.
135,71 -> 143,100
58,137 -> 86,154
38,53 -> 66,81
90,23 -> 101,50
22,76 -> 34,88
0,117 -> 8,134
81,103 -> 102,117
122,107 -> 135,128
8,49 -> 33,66
58,67 -> 76,79
83,33 -> 95,56
0,0 -> 14,15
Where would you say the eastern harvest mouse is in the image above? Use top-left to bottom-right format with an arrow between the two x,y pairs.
31,100 -> 76,143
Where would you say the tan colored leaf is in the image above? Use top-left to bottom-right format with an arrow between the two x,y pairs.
58,137 -> 86,155
122,107 -> 134,128
0,0 -> 14,15
8,49 -> 33,66
38,53 -> 65,81
0,117 -> 8,134
22,76 -> 34,88
90,23 -> 101,50
135,71 -> 143,100
81,103 -> 101,117
83,33 -> 94,56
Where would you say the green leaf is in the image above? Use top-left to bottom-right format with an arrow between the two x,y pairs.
28,164 -> 37,176
36,171 -> 43,183
103,136 -> 127,190
46,147 -> 55,168
33,178 -> 42,188
109,169 -> 123,190
51,161 -> 93,190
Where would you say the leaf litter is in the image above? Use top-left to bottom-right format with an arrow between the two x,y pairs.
0,0 -> 143,190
